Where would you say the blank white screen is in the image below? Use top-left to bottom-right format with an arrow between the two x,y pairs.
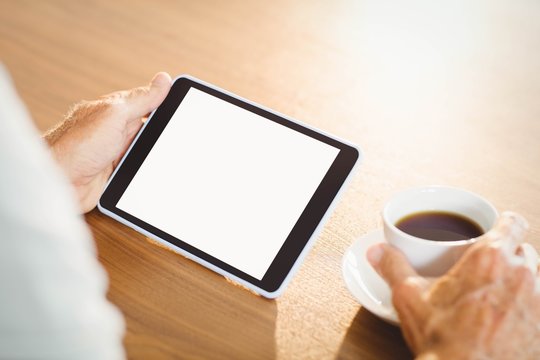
117,87 -> 339,280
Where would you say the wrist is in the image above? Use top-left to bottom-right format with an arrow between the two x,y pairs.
46,137 -> 73,180
44,135 -> 92,213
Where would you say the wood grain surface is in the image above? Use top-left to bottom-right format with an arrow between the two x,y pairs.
2,1 -> 539,359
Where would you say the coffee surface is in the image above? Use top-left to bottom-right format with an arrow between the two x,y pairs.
396,211 -> 484,241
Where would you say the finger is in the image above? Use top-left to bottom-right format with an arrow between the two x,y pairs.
114,121 -> 144,167
367,244 -> 430,348
126,115 -> 144,138
457,211 -> 529,271
367,243 -> 419,288
123,72 -> 172,120
515,243 -> 539,275
391,277 -> 431,351
484,211 -> 529,254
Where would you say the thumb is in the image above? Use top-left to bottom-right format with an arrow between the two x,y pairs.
367,243 -> 419,288
367,243 -> 430,352
123,72 -> 172,119
480,211 -> 529,252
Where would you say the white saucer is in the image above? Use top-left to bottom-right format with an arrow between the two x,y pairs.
342,229 -> 400,325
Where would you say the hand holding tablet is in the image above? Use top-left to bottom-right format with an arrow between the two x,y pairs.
99,76 -> 360,298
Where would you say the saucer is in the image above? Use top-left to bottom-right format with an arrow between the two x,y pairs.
342,229 -> 400,325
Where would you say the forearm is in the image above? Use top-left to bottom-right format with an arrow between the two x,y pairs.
43,129 -> 94,213
43,118 -> 71,146
42,117 -> 76,181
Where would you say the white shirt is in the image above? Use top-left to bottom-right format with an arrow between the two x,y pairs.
0,65 -> 125,359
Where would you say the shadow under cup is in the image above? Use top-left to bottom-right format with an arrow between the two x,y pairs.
382,186 -> 498,277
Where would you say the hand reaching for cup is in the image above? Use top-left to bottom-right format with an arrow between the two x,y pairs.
368,212 -> 540,360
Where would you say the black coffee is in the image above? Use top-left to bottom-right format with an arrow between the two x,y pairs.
396,211 -> 484,241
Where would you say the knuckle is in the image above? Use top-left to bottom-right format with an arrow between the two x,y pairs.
391,278 -> 426,318
100,96 -> 127,116
106,99 -> 124,112
468,245 -> 497,267
462,245 -> 507,280
75,98 -> 119,119
393,278 -> 420,299
129,86 -> 150,98
101,89 -> 124,101
96,99 -> 117,115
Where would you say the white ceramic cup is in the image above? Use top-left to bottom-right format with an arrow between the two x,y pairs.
382,186 -> 498,277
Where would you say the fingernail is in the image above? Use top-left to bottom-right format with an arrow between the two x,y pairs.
367,244 -> 385,266
150,75 -> 163,86
151,72 -> 171,87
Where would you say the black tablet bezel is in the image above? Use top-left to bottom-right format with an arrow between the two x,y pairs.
100,76 -> 359,293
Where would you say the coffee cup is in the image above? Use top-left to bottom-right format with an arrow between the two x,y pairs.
382,186 -> 498,276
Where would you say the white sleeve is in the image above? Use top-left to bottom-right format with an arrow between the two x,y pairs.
0,65 -> 125,360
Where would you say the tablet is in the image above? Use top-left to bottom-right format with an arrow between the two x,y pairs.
99,75 -> 361,298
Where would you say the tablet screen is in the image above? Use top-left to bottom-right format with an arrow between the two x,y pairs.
116,87 -> 339,280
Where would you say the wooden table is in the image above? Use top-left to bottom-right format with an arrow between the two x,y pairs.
2,1 -> 539,358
